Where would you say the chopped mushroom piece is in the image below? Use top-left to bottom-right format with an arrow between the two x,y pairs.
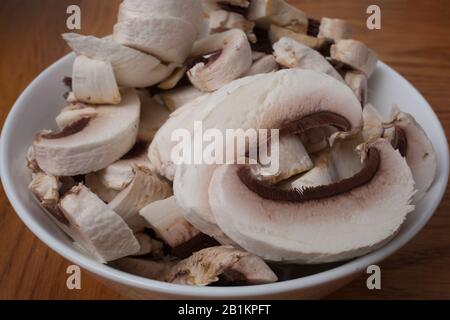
345,71 -> 368,107
188,29 -> 253,92
269,24 -> 330,52
209,139 -> 415,263
331,39 -> 378,77
55,102 -> 98,130
157,67 -> 188,90
203,0 -> 250,15
33,88 -> 140,176
72,55 -> 121,105
140,196 -> 201,249
318,18 -> 353,40
209,10 -> 256,43
247,0 -> 308,33
133,233 -> 164,257
85,173 -> 120,203
244,54 -> 279,76
155,86 -> 206,112
301,128 -> 329,155
273,37 -> 344,82
109,165 -> 173,232
138,91 -> 170,142
59,184 -> 140,263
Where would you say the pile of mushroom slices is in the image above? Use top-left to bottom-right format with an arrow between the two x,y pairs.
26,0 -> 437,286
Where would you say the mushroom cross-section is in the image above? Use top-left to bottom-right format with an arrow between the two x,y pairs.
209,139 -> 416,263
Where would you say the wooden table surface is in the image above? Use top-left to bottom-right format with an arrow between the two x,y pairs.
0,0 -> 449,300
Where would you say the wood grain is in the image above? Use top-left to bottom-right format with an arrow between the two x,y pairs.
0,0 -> 449,300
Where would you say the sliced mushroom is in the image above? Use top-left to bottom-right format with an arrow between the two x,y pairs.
84,173 -> 120,203
301,128 -> 329,154
140,196 -> 201,248
247,0 -> 308,33
188,29 -> 252,92
273,37 -> 344,82
345,71 -> 368,107
167,246 -> 277,285
244,54 -> 279,76
318,18 -> 353,40
209,139 -> 415,263
113,17 -> 197,64
155,86 -> 206,112
269,24 -> 329,52
29,172 -> 61,212
111,257 -> 171,280
173,69 -> 362,244
59,184 -> 140,263
118,0 -> 204,34
33,88 -> 140,176
157,67 -> 188,90
72,56 -> 121,105
63,33 -> 177,88
109,165 -> 173,232
253,135 -> 313,184
209,10 -> 256,43
384,109 -> 437,201
133,232 -> 164,257
137,91 -> 170,142
55,102 -> 98,130
331,40 -> 378,78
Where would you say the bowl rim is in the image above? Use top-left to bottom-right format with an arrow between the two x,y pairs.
1,54 -> 449,298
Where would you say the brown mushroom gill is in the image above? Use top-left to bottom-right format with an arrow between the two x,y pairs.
392,126 -> 408,157
40,117 -> 91,140
237,111 -> 380,202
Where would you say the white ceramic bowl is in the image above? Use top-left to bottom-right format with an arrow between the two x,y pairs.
1,53 -> 448,299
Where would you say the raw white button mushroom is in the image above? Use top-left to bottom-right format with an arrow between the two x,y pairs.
345,71 -> 368,106
33,88 -> 140,176
55,102 -> 98,130
269,24 -> 329,51
173,69 -> 362,244
157,67 -> 188,90
318,18 -> 353,40
247,0 -> 308,33
109,165 -> 173,232
113,17 -> 197,64
118,0 -> 204,34
273,37 -> 344,82
209,10 -> 256,43
29,172 -> 61,212
72,56 -> 121,105
59,185 -> 140,263
63,33 -> 177,88
331,39 -> 378,77
140,196 -> 201,248
133,232 -> 164,257
244,54 -> 279,76
138,91 -> 170,142
253,135 -> 313,184
155,86 -> 206,112
384,109 -> 437,201
209,139 -> 416,263
188,29 -> 253,92
167,246 -> 277,285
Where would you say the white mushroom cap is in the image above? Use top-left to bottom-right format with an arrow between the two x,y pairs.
273,37 -> 344,82
72,56 -> 121,105
318,18 -> 353,40
331,39 -> 378,77
209,139 -> 416,263
188,29 -> 253,92
33,88 -> 140,176
59,184 -> 140,263
113,16 -> 197,64
118,0 -> 204,34
63,33 -> 176,88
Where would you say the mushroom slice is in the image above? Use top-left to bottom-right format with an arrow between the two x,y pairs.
345,71 -> 368,107
167,246 -> 277,285
301,128 -> 329,154
385,110 -> 437,201
173,69 -> 362,244
187,29 -> 252,92
133,233 -> 164,257
62,33 -> 177,88
244,54 -> 279,76
269,24 -> 330,52
33,88 -> 140,176
247,0 -> 308,33
273,37 -> 344,82
111,257 -> 171,280
138,91 -> 170,142
209,139 -> 416,263
155,86 -> 206,112
29,172 -> 61,212
113,17 -> 197,64
118,0 -> 204,34
72,56 -> 121,105
59,185 -> 140,263
157,67 -> 188,91
55,102 -> 98,130
84,173 -> 120,203
318,18 -> 353,40
209,10 -> 256,43
331,40 -> 378,78
140,196 -> 201,248
109,165 -> 173,232
253,135 -> 313,184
